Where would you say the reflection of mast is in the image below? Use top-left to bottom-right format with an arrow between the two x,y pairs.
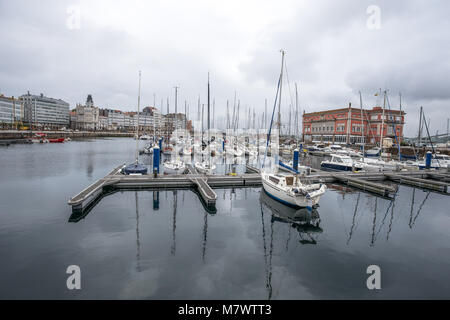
135,192 -> 141,272
260,201 -> 272,300
409,188 -> 416,227
370,198 -> 378,247
347,192 -> 360,245
386,199 -> 395,241
171,190 -> 177,255
374,198 -> 394,242
202,210 -> 208,262
268,216 -> 274,300
285,224 -> 292,252
409,191 -> 430,228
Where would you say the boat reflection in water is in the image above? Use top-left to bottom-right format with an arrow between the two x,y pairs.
260,188 -> 323,245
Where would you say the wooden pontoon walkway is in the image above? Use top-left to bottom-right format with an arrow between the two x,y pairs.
68,164 -> 449,214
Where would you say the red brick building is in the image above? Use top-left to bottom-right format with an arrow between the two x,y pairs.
302,103 -> 405,145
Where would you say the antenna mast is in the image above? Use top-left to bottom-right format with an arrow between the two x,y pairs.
278,50 -> 285,139
135,71 -> 141,164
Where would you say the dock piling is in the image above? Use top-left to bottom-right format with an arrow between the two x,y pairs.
293,149 -> 299,171
153,146 -> 160,174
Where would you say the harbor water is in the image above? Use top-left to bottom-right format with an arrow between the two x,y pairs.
0,138 -> 449,299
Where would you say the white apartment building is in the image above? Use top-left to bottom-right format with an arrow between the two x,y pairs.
21,92 -> 70,129
0,95 -> 22,125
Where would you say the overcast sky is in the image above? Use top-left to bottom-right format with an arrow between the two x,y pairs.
0,0 -> 449,136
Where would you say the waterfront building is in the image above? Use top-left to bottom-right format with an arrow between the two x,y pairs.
0,95 -> 22,128
165,113 -> 186,131
21,92 -> 70,129
98,115 -> 108,130
69,111 -> 77,129
302,103 -> 405,145
75,95 -> 100,130
99,109 -> 126,131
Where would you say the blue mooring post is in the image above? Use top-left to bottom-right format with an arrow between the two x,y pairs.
222,139 -> 225,152
293,149 -> 299,171
425,151 -> 432,169
153,146 -> 160,174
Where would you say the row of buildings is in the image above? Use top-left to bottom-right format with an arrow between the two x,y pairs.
302,103 -> 405,144
1,91 -> 405,144
0,92 -> 70,130
0,92 -> 190,133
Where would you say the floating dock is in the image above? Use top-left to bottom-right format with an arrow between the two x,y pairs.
68,164 -> 449,214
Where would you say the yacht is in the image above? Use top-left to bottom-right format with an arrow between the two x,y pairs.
260,50 -> 326,209
139,134 -> 151,140
261,171 -> 326,209
365,147 -> 381,157
417,154 -> 450,170
195,161 -> 216,174
359,157 -> 401,171
320,154 -> 363,172
182,144 -> 192,156
163,159 -> 186,174
142,143 -> 156,154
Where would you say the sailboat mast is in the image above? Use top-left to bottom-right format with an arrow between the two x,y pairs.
380,91 -> 386,154
359,91 -> 365,159
264,98 -> 267,129
295,83 -> 299,140
207,73 -> 210,132
174,86 -> 179,131
226,100 -> 229,130
278,50 -> 285,139
135,71 -> 141,164
201,103 -> 204,161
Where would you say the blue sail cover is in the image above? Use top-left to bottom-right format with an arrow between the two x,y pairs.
123,163 -> 148,175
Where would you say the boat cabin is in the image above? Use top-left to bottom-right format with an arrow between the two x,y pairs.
330,154 -> 354,165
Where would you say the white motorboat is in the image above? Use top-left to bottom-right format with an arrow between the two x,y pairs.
195,161 -> 216,174
182,145 -> 192,156
365,147 -> 381,157
163,159 -> 186,174
139,134 -> 151,140
142,143 -> 156,154
433,153 -> 450,166
320,154 -> 364,172
359,157 -> 401,171
416,154 -> 450,170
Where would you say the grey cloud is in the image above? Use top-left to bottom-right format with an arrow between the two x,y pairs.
0,0 -> 449,136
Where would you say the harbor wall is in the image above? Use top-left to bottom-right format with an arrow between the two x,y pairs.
0,130 -> 134,141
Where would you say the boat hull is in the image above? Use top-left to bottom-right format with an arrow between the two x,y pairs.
320,162 -> 355,172
261,179 -> 321,209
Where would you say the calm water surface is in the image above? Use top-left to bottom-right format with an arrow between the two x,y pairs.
0,138 -> 449,299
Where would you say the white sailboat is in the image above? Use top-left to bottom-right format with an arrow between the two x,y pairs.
261,50 -> 326,209
163,159 -> 186,174
195,73 -> 216,174
163,86 -> 185,174
122,71 -> 148,175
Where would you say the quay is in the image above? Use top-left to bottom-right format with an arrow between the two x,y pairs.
68,164 -> 450,215
0,130 -> 134,140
